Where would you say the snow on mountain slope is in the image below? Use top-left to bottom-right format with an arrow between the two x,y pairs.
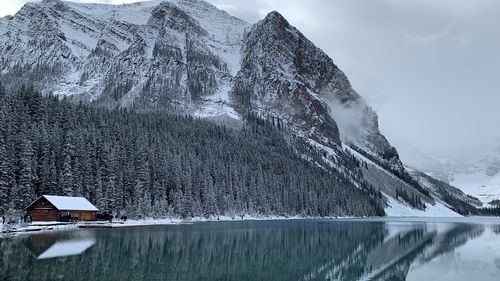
397,141 -> 500,207
443,148 -> 500,206
345,145 -> 433,204
392,138 -> 452,183
451,172 -> 500,206
408,168 -> 481,215
385,196 -> 460,217
448,149 -> 500,206
345,144 -> 472,216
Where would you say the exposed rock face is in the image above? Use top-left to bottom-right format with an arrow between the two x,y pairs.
409,168 -> 482,214
0,0 -> 247,113
233,11 -> 342,146
234,11 -> 403,172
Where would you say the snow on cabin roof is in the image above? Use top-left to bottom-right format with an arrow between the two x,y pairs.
28,195 -> 99,211
44,195 -> 99,211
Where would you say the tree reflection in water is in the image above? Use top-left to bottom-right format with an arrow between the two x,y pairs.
0,219 -> 495,281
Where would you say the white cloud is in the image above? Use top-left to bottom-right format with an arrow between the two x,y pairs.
1,0 -> 32,16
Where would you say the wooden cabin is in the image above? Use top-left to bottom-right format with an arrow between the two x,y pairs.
24,195 -> 99,221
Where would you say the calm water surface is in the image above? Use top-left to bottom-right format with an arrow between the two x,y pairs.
1,217 -> 500,281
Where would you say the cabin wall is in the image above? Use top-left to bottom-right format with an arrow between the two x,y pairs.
29,209 -> 59,221
27,210 -> 97,221
26,197 -> 58,221
59,211 -> 97,221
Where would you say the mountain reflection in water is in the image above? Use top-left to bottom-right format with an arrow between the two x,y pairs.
0,219 -> 499,281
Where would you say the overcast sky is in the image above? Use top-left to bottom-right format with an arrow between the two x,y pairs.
2,0 -> 500,160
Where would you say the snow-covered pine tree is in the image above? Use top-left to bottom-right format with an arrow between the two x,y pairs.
0,87 -> 386,218
16,130 -> 36,208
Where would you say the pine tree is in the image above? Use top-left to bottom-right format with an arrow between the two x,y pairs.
0,86 -> 388,218
0,81 -> 5,98
60,153 -> 74,196
0,143 -> 11,214
95,167 -> 107,211
0,102 -> 12,214
16,132 -> 36,208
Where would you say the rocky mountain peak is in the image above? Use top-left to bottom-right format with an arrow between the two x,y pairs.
41,0 -> 63,3
262,10 -> 289,26
33,0 -> 70,15
149,2 -> 206,35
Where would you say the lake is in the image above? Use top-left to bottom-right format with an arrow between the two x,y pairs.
1,217 -> 500,281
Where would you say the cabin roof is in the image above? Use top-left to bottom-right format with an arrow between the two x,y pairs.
25,195 -> 99,211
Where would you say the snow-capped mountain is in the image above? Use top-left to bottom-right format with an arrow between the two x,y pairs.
0,0 -> 247,115
448,152 -> 500,206
0,0 -> 476,215
398,142 -> 500,207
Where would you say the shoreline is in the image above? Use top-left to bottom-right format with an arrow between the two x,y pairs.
2,215 -> 498,238
0,215 -> 359,237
